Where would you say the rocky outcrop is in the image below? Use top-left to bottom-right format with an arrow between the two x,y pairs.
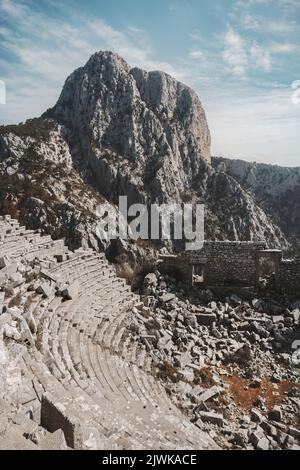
212,158 -> 300,254
0,121 -> 72,168
45,50 -> 211,204
191,162 -> 289,249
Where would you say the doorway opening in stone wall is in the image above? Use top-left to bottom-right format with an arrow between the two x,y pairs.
256,250 -> 281,290
192,263 -> 205,285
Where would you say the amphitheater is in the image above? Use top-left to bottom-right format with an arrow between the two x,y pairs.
0,215 -> 217,450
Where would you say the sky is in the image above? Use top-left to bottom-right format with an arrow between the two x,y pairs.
0,0 -> 299,167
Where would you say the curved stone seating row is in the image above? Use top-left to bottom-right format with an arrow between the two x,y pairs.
38,272 -> 204,447
34,258 -> 158,408
0,216 -> 217,450
0,217 -> 67,262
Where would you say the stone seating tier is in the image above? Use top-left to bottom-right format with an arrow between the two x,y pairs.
0,217 -> 217,450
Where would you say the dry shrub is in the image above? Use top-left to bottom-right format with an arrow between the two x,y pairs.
116,262 -> 134,284
156,361 -> 180,383
24,295 -> 34,310
193,367 -> 215,387
8,292 -> 22,308
4,286 -> 14,299
116,258 -> 157,291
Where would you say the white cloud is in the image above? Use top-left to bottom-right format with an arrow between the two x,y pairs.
277,0 -> 300,11
222,27 -> 274,77
243,14 -> 296,33
242,14 -> 261,30
250,43 -> 272,71
223,28 -> 248,78
0,0 -> 186,124
235,0 -> 300,10
206,86 -> 300,167
188,50 -> 204,59
236,0 -> 271,5
126,26 -> 145,34
270,43 -> 299,54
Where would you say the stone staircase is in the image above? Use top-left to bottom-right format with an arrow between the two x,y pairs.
0,215 -> 217,450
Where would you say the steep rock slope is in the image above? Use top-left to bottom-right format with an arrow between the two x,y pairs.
0,119 -> 107,251
212,157 -> 300,253
45,51 -> 211,205
197,164 -> 288,248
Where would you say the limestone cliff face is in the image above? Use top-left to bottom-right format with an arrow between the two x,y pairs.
45,51 -> 211,204
212,157 -> 300,253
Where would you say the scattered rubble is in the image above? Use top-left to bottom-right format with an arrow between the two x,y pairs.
128,269 -> 300,450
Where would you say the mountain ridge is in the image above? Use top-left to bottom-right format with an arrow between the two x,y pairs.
0,51 -> 298,265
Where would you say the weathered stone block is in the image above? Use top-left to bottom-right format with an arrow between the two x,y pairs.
198,411 -> 224,427
196,312 -> 216,325
62,280 -> 79,300
41,393 -> 76,449
0,256 -> 12,270
198,386 -> 223,403
37,281 -> 54,298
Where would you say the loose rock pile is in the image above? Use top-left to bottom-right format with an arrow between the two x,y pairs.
130,270 -> 300,450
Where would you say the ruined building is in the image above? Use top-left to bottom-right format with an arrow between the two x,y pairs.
160,241 -> 300,295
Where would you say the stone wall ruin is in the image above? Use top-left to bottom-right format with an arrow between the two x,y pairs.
160,241 -> 300,294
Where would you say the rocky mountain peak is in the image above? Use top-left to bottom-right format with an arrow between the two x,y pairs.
44,50 -> 211,203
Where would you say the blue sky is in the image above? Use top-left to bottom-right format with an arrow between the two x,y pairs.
0,0 -> 299,166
